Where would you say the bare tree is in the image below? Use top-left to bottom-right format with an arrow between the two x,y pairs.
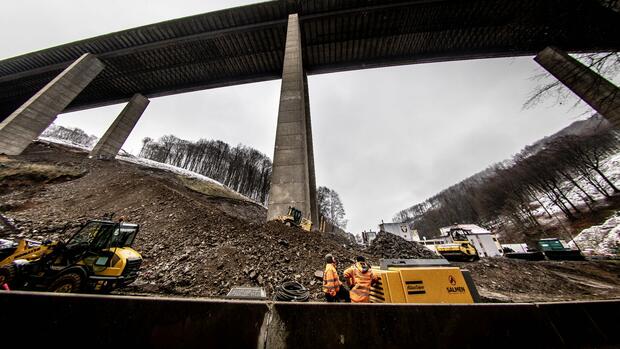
393,115 -> 620,240
318,186 -> 348,229
41,124 -> 98,148
140,135 -> 272,204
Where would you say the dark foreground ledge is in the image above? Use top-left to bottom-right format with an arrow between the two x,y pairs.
1,291 -> 617,348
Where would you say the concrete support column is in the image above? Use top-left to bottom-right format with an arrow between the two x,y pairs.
535,46 -> 620,126
267,13 -> 318,227
90,94 -> 150,159
0,53 -> 104,155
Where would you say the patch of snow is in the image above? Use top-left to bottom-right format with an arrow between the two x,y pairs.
601,152 -> 620,182
569,212 -> 620,256
37,136 -> 92,151
116,154 -> 264,207
116,154 -> 223,186
35,136 -> 264,207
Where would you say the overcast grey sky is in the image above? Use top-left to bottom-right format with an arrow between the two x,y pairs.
1,1 -> 602,234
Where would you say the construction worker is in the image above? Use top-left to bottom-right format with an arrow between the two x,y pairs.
344,256 -> 378,303
322,254 -> 350,302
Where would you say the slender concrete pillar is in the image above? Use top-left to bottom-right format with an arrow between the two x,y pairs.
90,94 -> 150,159
0,53 -> 104,155
267,14 -> 318,227
535,46 -> 620,126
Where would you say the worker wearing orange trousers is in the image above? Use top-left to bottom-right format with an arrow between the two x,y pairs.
344,256 -> 378,303
323,254 -> 350,302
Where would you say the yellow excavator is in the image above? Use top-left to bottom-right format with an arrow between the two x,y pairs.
0,217 -> 142,293
273,206 -> 312,231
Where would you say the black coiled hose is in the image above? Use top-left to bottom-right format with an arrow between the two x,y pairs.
273,281 -> 309,302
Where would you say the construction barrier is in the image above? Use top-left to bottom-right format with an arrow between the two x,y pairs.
0,291 -> 618,348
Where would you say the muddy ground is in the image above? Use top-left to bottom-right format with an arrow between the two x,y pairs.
1,141 -> 619,303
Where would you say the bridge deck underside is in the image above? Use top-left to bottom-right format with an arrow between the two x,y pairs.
0,0 -> 618,120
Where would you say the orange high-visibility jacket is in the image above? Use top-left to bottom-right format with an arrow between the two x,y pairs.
344,262 -> 378,303
322,263 -> 342,296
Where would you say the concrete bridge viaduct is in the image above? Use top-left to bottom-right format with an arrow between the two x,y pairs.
0,0 -> 619,225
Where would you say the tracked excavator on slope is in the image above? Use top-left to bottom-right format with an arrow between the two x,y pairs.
272,206 -> 313,232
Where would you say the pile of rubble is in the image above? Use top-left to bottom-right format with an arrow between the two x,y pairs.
0,142 -> 377,301
367,231 -> 440,259
130,220 -> 377,301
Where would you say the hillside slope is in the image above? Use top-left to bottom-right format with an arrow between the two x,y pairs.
1,141 -> 619,302
0,141 -> 374,300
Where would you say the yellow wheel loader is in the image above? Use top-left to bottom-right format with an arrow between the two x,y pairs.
273,206 -> 313,232
0,218 -> 142,293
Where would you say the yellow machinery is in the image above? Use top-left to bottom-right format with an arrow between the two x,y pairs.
273,206 -> 312,231
436,242 -> 479,262
0,218 -> 142,293
435,228 -> 480,262
369,259 -> 480,304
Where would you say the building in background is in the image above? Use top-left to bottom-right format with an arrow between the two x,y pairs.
379,222 -> 420,242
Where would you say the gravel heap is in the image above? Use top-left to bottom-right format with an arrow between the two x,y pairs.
367,231 -> 441,259
128,221 -> 376,301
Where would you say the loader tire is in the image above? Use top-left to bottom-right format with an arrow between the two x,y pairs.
49,273 -> 83,293
0,264 -> 16,286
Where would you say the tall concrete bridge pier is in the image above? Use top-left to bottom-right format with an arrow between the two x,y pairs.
268,14 -> 319,226
0,0 -> 618,223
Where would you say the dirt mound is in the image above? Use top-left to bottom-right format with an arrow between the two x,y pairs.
0,156 -> 85,197
133,220 -> 375,300
455,258 -> 620,303
367,231 -> 440,259
0,141 -> 372,300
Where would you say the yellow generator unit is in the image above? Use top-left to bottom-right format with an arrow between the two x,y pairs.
370,259 -> 480,304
